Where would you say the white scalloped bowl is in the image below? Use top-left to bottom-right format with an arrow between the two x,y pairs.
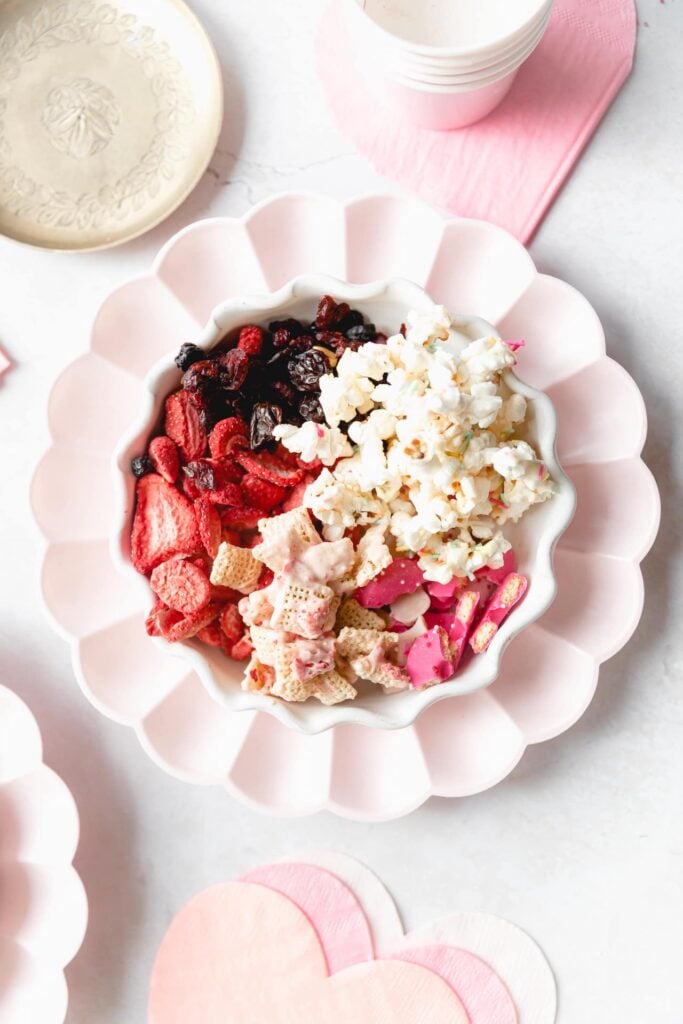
112,274 -> 575,734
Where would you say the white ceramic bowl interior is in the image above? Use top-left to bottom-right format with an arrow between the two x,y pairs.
345,0 -> 553,61
113,275 -> 575,734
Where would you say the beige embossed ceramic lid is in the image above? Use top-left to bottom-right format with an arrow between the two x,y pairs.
0,0 -> 222,250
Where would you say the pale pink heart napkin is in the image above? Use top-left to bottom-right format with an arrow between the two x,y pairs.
316,0 -> 636,242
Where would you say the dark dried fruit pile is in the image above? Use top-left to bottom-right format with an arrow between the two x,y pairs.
129,295 -> 382,660
171,294 -> 385,447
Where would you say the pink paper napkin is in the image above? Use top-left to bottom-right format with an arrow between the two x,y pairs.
316,0 -> 636,242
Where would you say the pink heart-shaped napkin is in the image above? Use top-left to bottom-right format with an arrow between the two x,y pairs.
148,882 -> 469,1023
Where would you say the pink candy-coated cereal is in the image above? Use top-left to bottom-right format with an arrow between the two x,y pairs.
425,576 -> 463,611
470,573 -> 528,654
405,626 -> 454,689
425,589 -> 480,669
355,558 -> 424,609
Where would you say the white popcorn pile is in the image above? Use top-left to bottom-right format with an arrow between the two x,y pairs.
275,305 -> 555,585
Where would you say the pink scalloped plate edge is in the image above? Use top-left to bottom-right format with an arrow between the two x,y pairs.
31,192 -> 660,820
0,685 -> 88,1024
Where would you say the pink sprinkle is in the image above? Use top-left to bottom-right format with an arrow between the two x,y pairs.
504,339 -> 525,352
538,464 -> 545,480
0,347 -> 10,376
316,425 -> 324,438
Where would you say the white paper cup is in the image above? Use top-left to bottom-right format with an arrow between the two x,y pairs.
362,3 -> 552,75
386,11 -> 551,85
348,0 -> 553,59
383,68 -> 519,130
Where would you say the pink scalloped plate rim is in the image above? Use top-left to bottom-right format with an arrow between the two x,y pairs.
0,685 -> 88,1024
31,193 -> 660,820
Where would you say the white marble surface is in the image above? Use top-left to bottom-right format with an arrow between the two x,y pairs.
0,0 -> 681,1020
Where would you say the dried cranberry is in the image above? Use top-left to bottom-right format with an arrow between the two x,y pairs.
184,459 -> 216,490
298,394 -> 325,422
346,322 -> 377,343
315,295 -> 351,330
217,348 -> 249,391
174,343 -> 205,372
131,454 -> 153,478
269,317 -> 305,348
181,360 -> 220,399
288,349 -> 330,391
250,402 -> 283,449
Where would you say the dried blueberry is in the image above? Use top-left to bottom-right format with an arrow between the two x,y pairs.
183,459 -> 216,491
346,322 -> 377,343
131,454 -> 153,478
298,394 -> 325,423
174,343 -> 205,372
250,402 -> 283,449
288,349 -> 330,391
339,309 -> 364,332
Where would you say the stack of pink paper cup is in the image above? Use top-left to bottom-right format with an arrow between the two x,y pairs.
344,0 -> 554,130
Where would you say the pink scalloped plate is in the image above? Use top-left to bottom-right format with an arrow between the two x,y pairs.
0,686 -> 87,1023
31,193 -> 660,820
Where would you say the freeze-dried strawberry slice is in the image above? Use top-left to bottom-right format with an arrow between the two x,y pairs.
164,602 -> 220,643
211,583 -> 241,602
241,473 -> 288,511
195,622 -> 223,646
150,558 -> 211,615
208,483 -> 244,507
220,506 -> 263,530
145,599 -> 181,638
164,390 -> 207,462
282,476 -> 315,511
229,635 -> 254,661
213,455 -> 245,484
148,436 -> 180,483
194,496 -> 221,558
208,417 -> 248,459
235,449 -> 305,486
220,603 -> 245,644
131,474 -> 199,575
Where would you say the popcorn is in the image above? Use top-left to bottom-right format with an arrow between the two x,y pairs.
319,372 -> 375,427
273,421 -> 352,466
305,305 -> 554,588
210,543 -> 261,594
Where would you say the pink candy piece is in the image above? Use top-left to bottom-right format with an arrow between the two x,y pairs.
425,577 -> 462,611
355,558 -> 424,609
476,549 -> 517,587
0,348 -> 10,376
504,338 -> 526,352
470,573 -> 529,655
405,626 -> 454,689
425,589 -> 481,670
